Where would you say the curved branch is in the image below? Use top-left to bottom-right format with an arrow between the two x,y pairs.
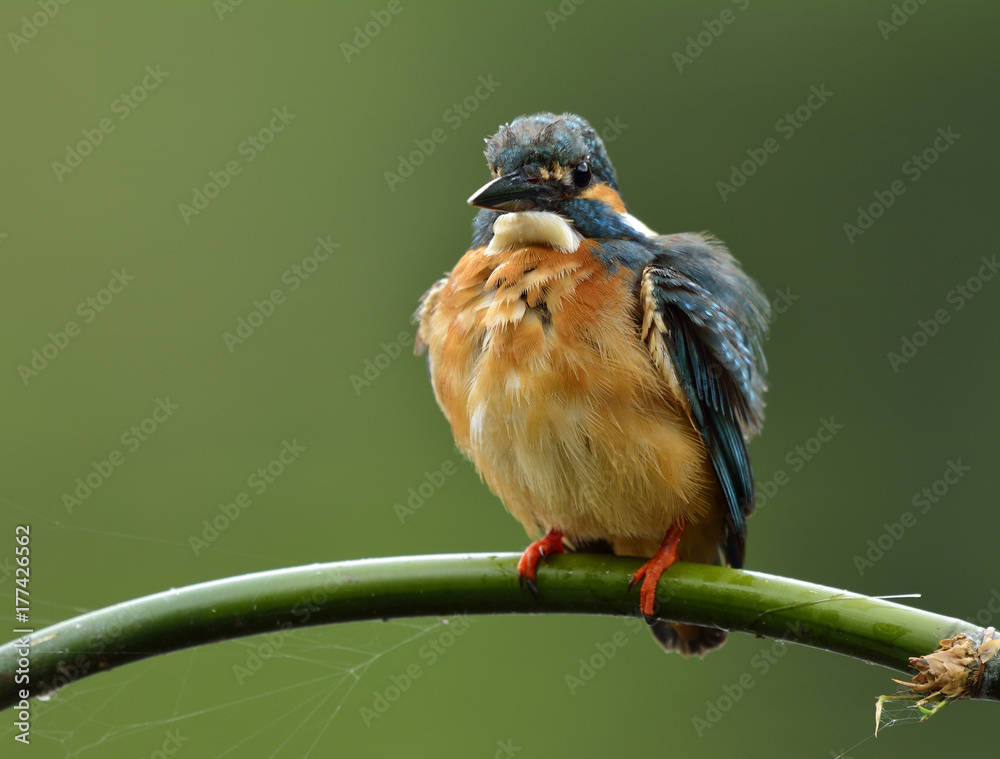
1,553 -> 995,711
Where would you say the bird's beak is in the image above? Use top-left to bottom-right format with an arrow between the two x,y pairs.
467,168 -> 555,212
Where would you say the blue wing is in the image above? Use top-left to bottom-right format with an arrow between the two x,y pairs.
641,233 -> 768,568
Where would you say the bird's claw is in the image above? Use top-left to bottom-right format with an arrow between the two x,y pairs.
629,520 -> 686,619
516,529 -> 564,597
627,567 -> 645,593
520,575 -> 540,598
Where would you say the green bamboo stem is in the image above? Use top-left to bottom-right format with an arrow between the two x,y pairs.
0,553 -> 995,711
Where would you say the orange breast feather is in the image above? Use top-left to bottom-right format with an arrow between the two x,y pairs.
418,242 -> 719,558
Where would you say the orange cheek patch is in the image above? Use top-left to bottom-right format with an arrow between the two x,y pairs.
580,183 -> 627,214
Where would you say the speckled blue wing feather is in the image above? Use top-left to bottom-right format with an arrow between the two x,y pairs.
642,233 -> 768,568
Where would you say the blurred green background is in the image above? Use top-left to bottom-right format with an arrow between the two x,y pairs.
2,1 -> 998,757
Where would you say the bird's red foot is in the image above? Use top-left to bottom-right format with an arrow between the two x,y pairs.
629,519 -> 686,623
517,529 -> 564,596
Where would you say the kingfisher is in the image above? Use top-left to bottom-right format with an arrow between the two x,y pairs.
415,113 -> 768,655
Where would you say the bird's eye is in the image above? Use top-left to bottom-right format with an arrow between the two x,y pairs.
572,162 -> 592,189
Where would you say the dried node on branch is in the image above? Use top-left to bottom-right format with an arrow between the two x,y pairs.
876,627 -> 1000,733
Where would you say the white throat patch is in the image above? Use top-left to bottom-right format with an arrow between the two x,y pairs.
621,212 -> 658,238
485,212 -> 583,256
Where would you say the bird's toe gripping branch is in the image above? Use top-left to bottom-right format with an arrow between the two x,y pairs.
517,529 -> 565,596
629,519 -> 686,622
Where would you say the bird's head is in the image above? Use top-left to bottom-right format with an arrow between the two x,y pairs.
468,112 -> 621,214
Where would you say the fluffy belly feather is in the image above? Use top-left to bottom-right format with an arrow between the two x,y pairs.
422,240 -> 720,558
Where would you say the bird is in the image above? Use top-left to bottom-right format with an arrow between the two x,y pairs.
415,112 -> 768,655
